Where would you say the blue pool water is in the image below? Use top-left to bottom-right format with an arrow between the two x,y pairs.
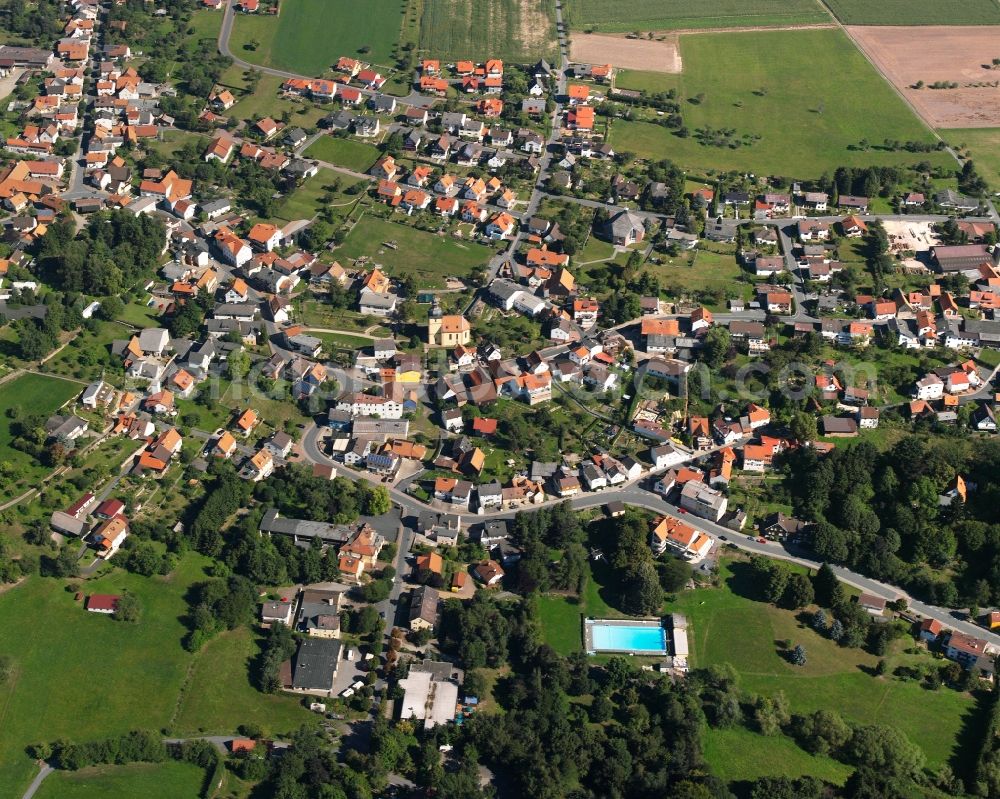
590,623 -> 667,653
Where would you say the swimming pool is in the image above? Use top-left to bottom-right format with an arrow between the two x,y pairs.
585,619 -> 668,655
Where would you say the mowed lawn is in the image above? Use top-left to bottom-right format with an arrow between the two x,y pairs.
948,127 -> 1000,190
34,762 -> 207,799
565,0 -> 831,31
335,216 -> 494,288
304,136 -> 382,173
0,373 -> 81,500
823,0 -> 1000,25
419,0 -> 557,62
230,0 -> 403,74
672,559 -> 976,771
609,29 -> 954,178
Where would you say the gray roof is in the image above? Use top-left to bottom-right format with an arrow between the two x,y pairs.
291,637 -> 341,691
359,292 -> 398,310
409,585 -> 439,626
260,508 -> 352,544
137,327 -> 169,352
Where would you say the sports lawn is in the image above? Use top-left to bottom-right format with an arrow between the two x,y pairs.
948,127 -> 1000,190
0,554 -> 313,798
672,558 -> 976,771
608,29 -> 954,178
565,0 -> 831,31
0,373 -> 81,501
230,0 -> 404,75
334,216 -> 494,288
419,0 -> 558,62
823,0 -> 1000,25
304,136 -> 382,173
34,762 -> 207,799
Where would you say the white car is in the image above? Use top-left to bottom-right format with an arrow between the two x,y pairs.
340,688 -> 354,698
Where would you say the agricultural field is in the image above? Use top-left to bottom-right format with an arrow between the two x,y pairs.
848,26 -> 1000,128
564,0 -> 832,32
948,127 -> 1000,188
823,0 -> 1000,25
0,373 -> 81,502
304,136 -> 383,173
570,34 -> 681,73
34,762 -> 208,799
419,0 -> 558,63
672,558 -> 977,771
334,215 -> 494,288
608,30 -> 954,178
230,0 -> 404,74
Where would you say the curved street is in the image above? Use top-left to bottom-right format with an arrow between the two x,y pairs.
298,423 -> 1000,648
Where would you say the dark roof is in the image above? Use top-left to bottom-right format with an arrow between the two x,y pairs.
291,637 -> 341,691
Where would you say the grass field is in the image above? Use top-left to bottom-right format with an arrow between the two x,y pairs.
304,136 -> 382,173
172,627 -> 314,736
608,29 -> 953,178
35,762 -> 207,799
419,0 -> 557,62
614,68 -> 678,94
230,0 -> 404,74
647,247 -> 744,296
0,553 -> 317,798
565,0 -> 831,31
823,0 -> 1000,25
273,170 -> 367,224
335,215 -> 494,288
703,726 -> 853,785
948,128 -> 1000,190
224,73 -> 327,129
0,373 -> 81,500
672,559 -> 976,771
311,331 -> 375,350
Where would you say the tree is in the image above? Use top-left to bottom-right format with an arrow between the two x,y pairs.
829,618 -> 844,641
366,485 -> 391,516
701,326 -> 730,368
113,593 -> 141,623
790,411 -> 817,443
790,644 -> 807,666
625,559 -> 663,615
844,724 -> 925,778
813,563 -> 842,607
812,609 -> 828,632
227,349 -> 250,380
781,573 -> 815,609
794,708 -> 851,755
659,557 -> 692,592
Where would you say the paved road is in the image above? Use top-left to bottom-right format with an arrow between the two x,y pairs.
300,419 -> 1000,647
20,764 -> 53,799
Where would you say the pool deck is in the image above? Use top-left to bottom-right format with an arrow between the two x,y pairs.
584,617 -> 669,656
